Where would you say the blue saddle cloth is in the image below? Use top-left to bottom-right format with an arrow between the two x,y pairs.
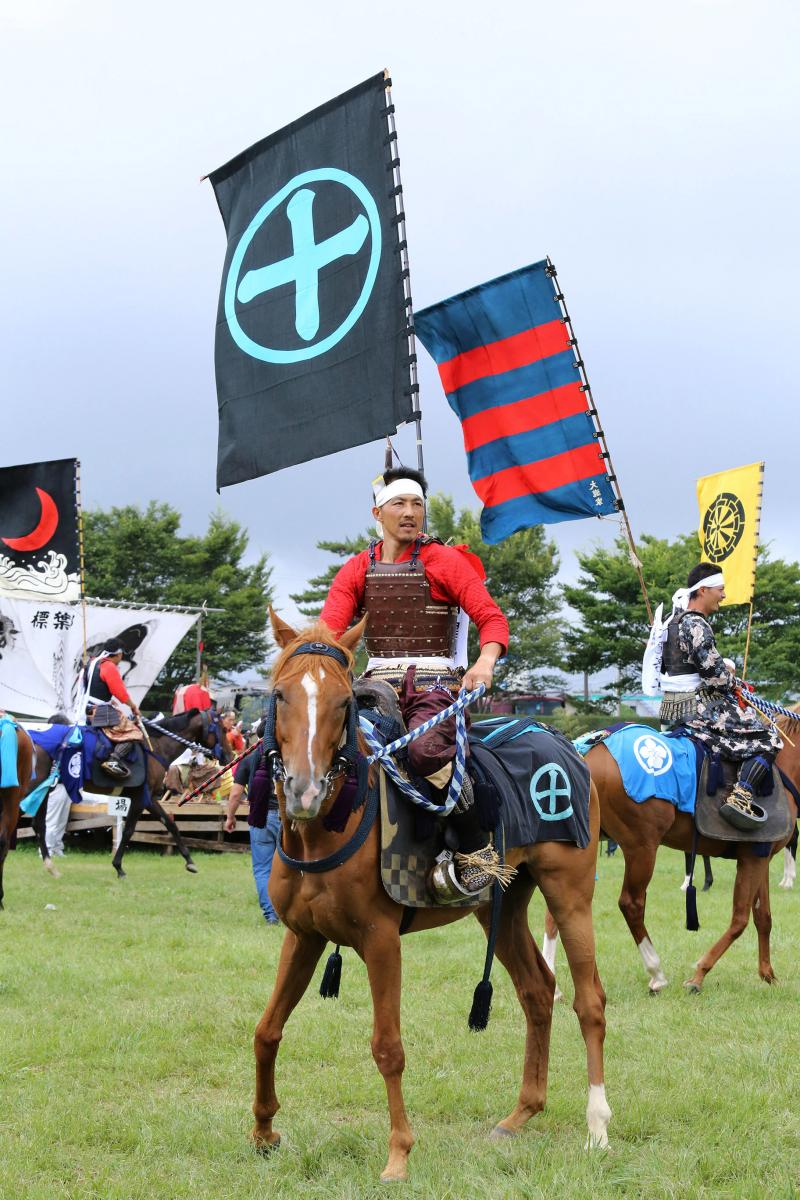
469,717 -> 591,851
28,723 -> 99,803
0,714 -> 20,788
582,724 -> 698,813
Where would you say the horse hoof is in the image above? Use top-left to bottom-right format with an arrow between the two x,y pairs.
489,1124 -> 517,1141
380,1166 -> 408,1183
683,980 -> 702,994
113,864 -> 126,879
702,881 -> 713,892
44,859 -> 61,879
254,1134 -> 281,1155
185,861 -> 198,874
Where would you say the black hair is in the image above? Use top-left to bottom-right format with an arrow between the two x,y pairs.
687,562 -> 721,589
379,465 -> 428,498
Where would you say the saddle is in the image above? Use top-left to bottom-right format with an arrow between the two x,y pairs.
695,755 -> 794,845
90,735 -> 147,789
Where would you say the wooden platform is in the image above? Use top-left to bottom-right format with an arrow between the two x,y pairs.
16,799 -> 251,853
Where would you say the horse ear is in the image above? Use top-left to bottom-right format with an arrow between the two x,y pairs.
338,614 -> 367,655
269,607 -> 298,648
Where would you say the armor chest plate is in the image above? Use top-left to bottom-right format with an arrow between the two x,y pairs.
362,560 -> 458,658
662,617 -> 697,677
88,661 -> 113,702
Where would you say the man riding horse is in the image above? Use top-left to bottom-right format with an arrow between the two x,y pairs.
81,637 -> 144,779
320,466 -> 510,899
652,561 -> 782,830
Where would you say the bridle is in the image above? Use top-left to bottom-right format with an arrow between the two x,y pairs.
261,641 -> 360,807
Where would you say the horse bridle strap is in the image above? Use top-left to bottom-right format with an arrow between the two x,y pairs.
276,782 -> 378,874
288,641 -> 351,670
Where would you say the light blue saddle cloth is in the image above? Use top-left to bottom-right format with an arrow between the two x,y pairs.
577,723 -> 697,813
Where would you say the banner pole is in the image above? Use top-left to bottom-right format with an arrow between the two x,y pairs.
546,258 -> 652,624
383,71 -> 424,476
74,459 -> 89,665
741,461 -> 764,680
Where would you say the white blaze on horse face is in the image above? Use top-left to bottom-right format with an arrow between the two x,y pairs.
585,1083 -> 611,1149
299,672 -> 321,810
638,936 -> 668,992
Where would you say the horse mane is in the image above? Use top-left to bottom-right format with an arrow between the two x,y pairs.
776,700 -> 800,738
150,708 -> 201,732
271,621 -> 354,681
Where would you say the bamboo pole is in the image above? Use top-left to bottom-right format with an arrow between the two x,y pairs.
74,459 -> 89,665
384,70 -> 424,476
546,259 -> 652,624
741,601 -> 754,680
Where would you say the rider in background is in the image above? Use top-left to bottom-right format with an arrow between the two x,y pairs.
656,562 -> 782,829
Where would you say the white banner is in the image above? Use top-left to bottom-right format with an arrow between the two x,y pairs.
0,598 -> 197,719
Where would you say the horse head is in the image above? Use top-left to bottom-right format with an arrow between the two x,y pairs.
268,608 -> 366,822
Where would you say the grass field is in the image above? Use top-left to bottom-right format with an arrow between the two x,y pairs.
1,842 -> 798,1200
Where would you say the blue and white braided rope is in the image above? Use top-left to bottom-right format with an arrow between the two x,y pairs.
358,683 -> 485,816
735,683 -> 800,724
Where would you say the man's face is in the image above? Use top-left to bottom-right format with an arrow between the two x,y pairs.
372,493 -> 425,543
698,583 -> 725,614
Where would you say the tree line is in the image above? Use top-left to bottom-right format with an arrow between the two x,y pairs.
84,499 -> 800,708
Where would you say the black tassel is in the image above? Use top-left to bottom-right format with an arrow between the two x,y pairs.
319,946 -> 342,999
468,979 -> 493,1031
685,884 -> 700,931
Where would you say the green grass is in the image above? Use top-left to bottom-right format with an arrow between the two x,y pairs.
1,844 -> 798,1199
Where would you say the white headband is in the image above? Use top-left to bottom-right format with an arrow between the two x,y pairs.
672,572 -> 725,611
373,478 -> 425,508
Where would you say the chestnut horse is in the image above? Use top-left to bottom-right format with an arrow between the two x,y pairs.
547,712 -> 799,996
0,720 -> 34,908
251,613 -> 610,1184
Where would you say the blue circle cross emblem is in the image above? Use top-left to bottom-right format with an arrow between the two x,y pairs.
530,762 -> 573,822
224,168 -> 382,364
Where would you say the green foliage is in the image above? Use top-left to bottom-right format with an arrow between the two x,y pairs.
290,532 -> 373,617
562,532 -> 800,700
83,503 -> 273,707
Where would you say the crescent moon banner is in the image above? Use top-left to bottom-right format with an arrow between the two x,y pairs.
0,458 -> 81,602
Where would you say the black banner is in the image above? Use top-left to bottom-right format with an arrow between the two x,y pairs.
0,458 -> 81,601
210,73 -> 412,487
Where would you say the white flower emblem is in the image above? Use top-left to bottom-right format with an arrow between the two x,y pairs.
633,734 -> 673,776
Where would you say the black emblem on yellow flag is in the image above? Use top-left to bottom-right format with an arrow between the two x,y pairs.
701,492 -> 746,562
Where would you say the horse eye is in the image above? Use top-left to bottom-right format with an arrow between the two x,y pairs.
274,690 -> 284,703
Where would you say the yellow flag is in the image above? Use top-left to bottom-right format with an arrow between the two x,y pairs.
696,462 -> 763,605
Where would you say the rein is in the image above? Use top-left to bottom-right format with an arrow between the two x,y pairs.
142,717 -> 215,757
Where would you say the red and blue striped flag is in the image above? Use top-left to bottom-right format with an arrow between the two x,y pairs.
414,261 -> 617,543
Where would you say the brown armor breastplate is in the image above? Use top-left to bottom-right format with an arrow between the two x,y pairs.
362,559 -> 458,658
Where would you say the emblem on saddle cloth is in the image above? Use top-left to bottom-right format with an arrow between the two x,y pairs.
363,559 -> 458,659
378,773 -> 491,908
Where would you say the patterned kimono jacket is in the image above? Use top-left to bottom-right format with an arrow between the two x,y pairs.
677,612 -> 782,760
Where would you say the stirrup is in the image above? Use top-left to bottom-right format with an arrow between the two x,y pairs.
720,783 -> 768,831
101,759 -> 130,779
455,844 -> 516,893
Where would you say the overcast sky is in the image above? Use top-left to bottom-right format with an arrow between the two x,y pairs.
2,0 -> 798,629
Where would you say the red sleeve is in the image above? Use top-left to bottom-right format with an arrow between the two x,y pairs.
99,659 -> 132,705
320,551 -> 370,637
423,544 -> 509,654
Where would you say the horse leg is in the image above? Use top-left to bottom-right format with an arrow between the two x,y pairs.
684,853 -> 767,992
33,796 -> 59,878
362,932 -> 414,1182
143,793 -> 197,873
111,795 -> 143,877
542,906 -> 564,1001
252,928 -> 326,1152
0,820 -> 8,909
477,874 -> 556,1140
618,843 -> 668,993
752,873 -> 776,984
539,867 -> 611,1149
778,837 -> 796,889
